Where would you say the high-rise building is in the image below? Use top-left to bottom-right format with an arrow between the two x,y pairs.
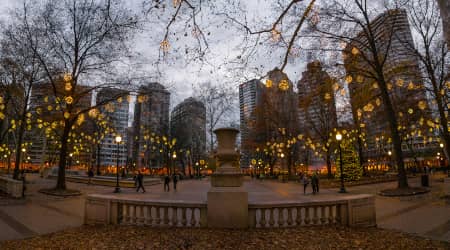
97,88 -> 129,168
344,9 -> 432,164
0,84 -> 25,164
28,81 -> 93,166
132,82 -> 170,169
239,79 -> 265,168
437,0 -> 450,46
264,68 -> 299,140
297,61 -> 337,168
170,97 -> 206,166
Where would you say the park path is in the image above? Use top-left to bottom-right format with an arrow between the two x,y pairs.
0,173 -> 449,242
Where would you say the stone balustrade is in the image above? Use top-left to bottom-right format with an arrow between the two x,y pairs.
248,201 -> 347,228
119,201 -> 207,227
0,176 -> 23,198
85,194 -> 375,228
85,195 -> 207,227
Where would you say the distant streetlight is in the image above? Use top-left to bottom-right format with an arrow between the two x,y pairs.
21,148 -> 27,170
440,143 -> 444,148
336,132 -> 346,193
114,135 -> 122,193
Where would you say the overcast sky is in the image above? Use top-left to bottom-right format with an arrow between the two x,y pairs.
1,0 -> 434,125
0,0 -> 315,109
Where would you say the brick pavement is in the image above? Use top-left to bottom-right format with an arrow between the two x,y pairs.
0,173 -> 449,242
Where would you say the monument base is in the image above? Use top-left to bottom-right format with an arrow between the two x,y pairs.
210,173 -> 243,187
207,186 -> 248,228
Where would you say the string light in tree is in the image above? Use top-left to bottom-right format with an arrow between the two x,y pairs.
160,39 -> 170,52
278,79 -> 289,91
271,29 -> 281,42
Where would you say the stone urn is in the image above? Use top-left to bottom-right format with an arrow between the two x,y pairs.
211,127 -> 242,186
207,127 -> 248,228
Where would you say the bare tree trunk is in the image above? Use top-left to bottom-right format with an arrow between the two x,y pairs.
326,153 -> 332,178
96,143 -> 101,175
378,77 -> 408,188
56,122 -> 71,190
13,119 -> 26,180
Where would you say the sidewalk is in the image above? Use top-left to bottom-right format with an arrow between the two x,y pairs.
0,173 -> 449,242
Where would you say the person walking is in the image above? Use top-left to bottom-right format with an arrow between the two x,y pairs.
87,168 -> 94,185
311,172 -> 319,194
172,173 -> 178,191
301,173 -> 309,195
164,175 -> 170,191
136,170 -> 146,193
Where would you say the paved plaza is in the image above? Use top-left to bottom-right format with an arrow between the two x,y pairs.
0,174 -> 449,243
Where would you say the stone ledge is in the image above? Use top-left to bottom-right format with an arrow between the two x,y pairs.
378,187 -> 430,197
39,188 -> 82,197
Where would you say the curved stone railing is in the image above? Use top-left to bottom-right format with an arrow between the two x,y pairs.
248,200 -> 347,228
119,201 -> 207,227
85,194 -> 375,228
85,195 -> 207,227
0,176 -> 23,198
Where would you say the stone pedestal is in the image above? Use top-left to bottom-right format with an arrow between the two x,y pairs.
207,128 -> 248,228
207,187 -> 248,228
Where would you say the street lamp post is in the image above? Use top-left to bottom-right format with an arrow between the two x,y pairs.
114,135 -> 122,193
336,132 -> 346,193
388,150 -> 392,171
172,151 -> 177,174
21,148 -> 26,171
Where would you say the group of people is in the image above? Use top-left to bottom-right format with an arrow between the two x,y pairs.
164,174 -> 179,191
300,172 -> 320,195
134,171 -> 179,193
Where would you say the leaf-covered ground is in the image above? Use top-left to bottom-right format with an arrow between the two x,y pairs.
1,225 -> 448,249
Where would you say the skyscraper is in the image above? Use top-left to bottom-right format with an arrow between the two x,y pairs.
239,79 -> 265,168
132,82 -> 170,169
437,0 -> 450,46
97,88 -> 129,168
28,81 -> 93,166
297,61 -> 337,169
344,9 -> 430,163
170,97 -> 206,167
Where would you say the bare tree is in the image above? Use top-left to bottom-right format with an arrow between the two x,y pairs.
399,0 -> 450,161
12,0 -> 138,191
298,61 -> 338,178
0,2 -> 46,179
313,1 -> 423,189
194,82 -> 235,152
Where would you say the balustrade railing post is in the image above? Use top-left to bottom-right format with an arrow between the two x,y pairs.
163,207 -> 169,225
269,208 -> 275,227
123,204 -> 129,224
328,206 -> 334,224
260,208 -> 267,228
130,205 -> 136,225
139,206 -> 145,225
296,207 -> 302,226
172,207 -> 178,227
181,207 -> 187,226
320,206 -> 327,225
278,208 -> 285,227
155,207 -> 161,225
145,206 -> 153,226
305,207 -> 311,225
189,208 -> 196,227
287,208 -> 293,226
336,204 -> 342,224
